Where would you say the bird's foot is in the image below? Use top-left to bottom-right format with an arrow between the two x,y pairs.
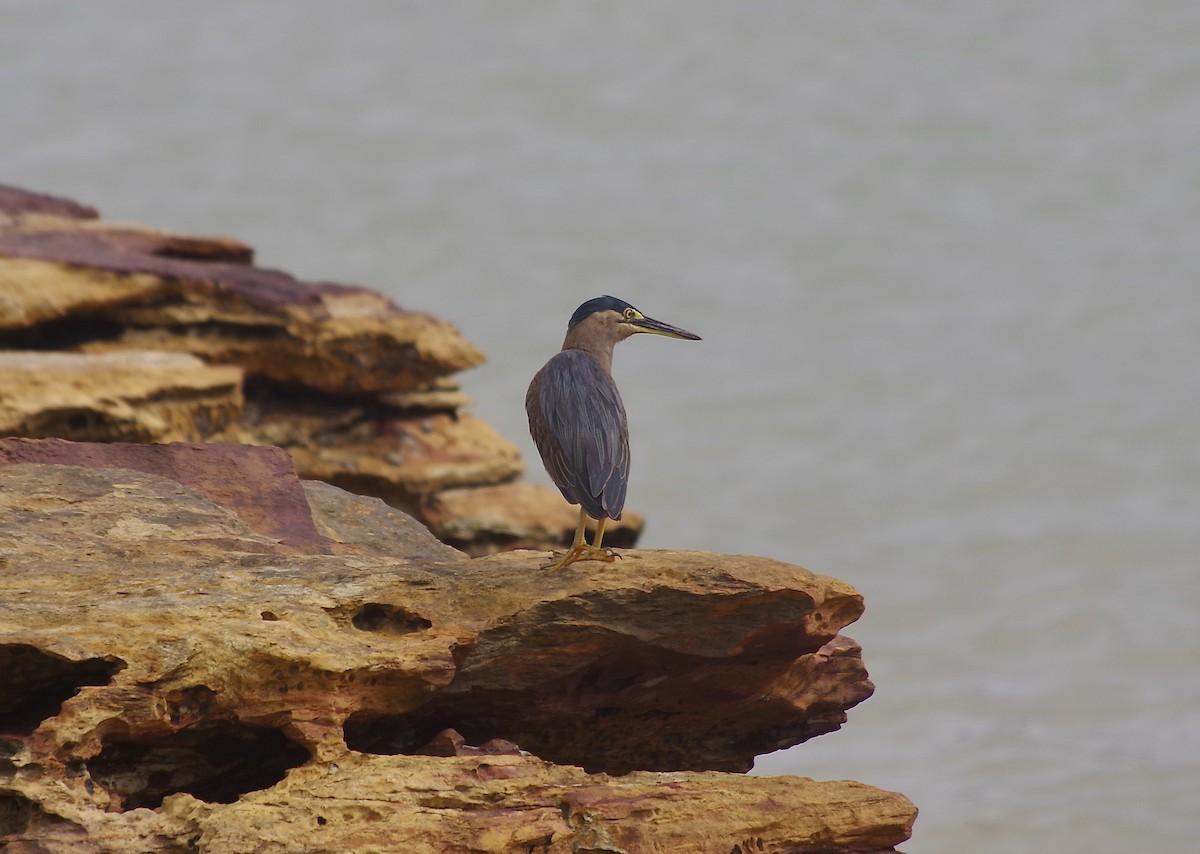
544,544 -> 622,572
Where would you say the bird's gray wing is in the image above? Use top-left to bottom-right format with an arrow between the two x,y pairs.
526,349 -> 629,520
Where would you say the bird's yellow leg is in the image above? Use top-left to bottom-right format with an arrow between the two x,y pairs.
571,507 -> 588,549
593,516 -> 607,550
546,508 -> 589,571
588,516 -> 621,563
545,509 -> 620,571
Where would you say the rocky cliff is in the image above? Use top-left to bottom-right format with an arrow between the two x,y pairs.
1,186 -> 916,852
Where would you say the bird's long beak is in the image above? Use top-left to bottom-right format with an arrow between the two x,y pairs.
625,315 -> 702,341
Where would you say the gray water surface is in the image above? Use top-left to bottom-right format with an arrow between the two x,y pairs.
4,3 -> 1198,851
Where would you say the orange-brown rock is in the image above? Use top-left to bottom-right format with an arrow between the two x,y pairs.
0,351 -> 242,443
0,233 -> 483,395
219,385 -> 524,506
0,439 -> 915,852
178,753 -> 917,854
0,184 -> 618,554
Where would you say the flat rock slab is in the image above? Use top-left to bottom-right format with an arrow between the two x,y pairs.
0,350 -> 243,444
0,219 -> 484,394
4,751 -> 915,854
0,186 -> 98,219
0,439 -> 914,852
0,437 -> 323,552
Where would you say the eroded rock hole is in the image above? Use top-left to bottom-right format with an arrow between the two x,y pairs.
0,792 -> 32,838
0,791 -> 85,841
343,710 -> 508,757
349,603 -> 432,635
343,711 -> 436,755
0,645 -> 126,736
86,721 -> 309,810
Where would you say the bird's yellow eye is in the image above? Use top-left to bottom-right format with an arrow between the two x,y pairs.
623,308 -> 637,319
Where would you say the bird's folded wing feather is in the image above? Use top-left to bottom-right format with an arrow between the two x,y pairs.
532,350 -> 629,518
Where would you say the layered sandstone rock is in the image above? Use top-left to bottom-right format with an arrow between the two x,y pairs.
0,184 -> 641,553
0,350 -> 242,444
0,438 -> 915,853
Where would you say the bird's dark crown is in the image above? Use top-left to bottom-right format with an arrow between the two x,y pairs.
568,295 -> 636,329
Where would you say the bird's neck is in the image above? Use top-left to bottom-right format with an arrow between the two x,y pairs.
560,337 -> 615,375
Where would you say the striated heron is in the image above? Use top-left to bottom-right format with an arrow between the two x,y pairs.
526,295 -> 701,570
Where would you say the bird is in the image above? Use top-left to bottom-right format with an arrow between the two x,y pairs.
526,295 -> 701,570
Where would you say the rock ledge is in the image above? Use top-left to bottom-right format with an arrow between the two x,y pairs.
0,439 -> 916,853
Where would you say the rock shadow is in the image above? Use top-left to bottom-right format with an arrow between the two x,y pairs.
0,644 -> 126,736
86,720 -> 310,810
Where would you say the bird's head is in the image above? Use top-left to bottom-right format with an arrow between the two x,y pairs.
567,295 -> 702,345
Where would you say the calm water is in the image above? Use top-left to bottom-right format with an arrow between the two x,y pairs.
4,3 -> 1199,850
